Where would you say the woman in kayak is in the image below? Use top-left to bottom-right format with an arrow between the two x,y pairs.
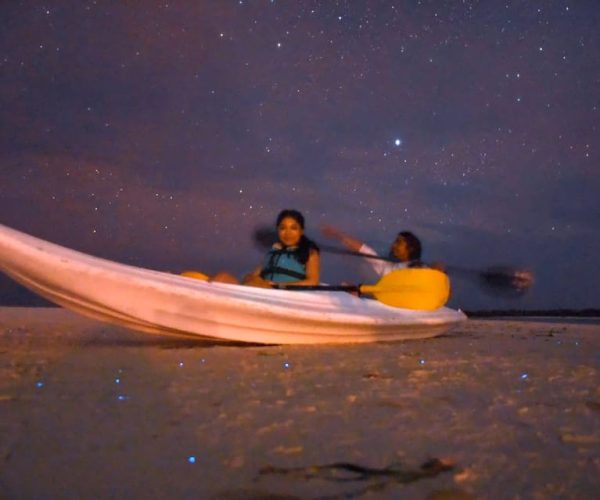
320,224 -> 426,277
212,209 -> 320,287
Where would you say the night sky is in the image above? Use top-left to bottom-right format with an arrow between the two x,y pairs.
1,1 -> 599,310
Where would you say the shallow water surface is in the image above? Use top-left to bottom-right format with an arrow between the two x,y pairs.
0,308 -> 598,498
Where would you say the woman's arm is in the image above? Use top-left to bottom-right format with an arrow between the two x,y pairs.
242,265 -> 273,288
302,248 -> 320,285
320,224 -> 364,252
324,224 -> 398,277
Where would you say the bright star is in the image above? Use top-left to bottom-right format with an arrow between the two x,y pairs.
394,138 -> 402,147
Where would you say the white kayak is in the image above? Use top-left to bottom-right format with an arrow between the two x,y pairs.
0,223 -> 466,344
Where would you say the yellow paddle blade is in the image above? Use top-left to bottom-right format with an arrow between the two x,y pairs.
181,270 -> 209,281
360,268 -> 450,310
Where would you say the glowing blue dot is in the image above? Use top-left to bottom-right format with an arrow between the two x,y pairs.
283,362 -> 290,369
394,138 -> 402,146
188,456 -> 196,464
520,373 -> 529,380
419,359 -> 425,365
35,381 -> 44,388
117,395 -> 129,401
115,378 -> 121,384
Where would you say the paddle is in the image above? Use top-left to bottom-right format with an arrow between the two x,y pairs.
274,268 -> 450,310
253,227 -> 534,297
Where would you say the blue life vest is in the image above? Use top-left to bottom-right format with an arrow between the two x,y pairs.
260,247 -> 306,283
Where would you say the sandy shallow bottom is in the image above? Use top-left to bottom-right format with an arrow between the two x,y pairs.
0,307 -> 598,499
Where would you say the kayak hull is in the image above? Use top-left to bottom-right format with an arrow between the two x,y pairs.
0,224 -> 466,344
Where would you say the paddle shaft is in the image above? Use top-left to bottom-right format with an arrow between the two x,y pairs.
314,242 -> 473,276
273,284 -> 359,292
253,227 -> 532,295
318,247 -> 532,294
273,283 -> 423,294
256,227 -> 453,269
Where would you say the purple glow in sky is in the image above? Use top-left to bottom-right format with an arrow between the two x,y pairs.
1,1 -> 598,309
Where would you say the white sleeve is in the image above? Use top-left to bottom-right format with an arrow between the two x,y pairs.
359,243 -> 389,277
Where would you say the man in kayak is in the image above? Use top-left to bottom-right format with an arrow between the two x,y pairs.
320,224 -> 428,277
212,209 -> 321,288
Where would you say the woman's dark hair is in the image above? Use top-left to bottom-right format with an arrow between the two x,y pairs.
390,231 -> 422,261
276,209 -> 305,229
275,209 -> 319,264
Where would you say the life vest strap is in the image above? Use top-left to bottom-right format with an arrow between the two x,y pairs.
260,266 -> 306,280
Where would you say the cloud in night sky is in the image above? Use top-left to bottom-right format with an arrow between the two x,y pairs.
1,1 -> 599,310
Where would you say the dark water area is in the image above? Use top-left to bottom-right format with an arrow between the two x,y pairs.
2,309 -> 599,498
478,316 -> 600,326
